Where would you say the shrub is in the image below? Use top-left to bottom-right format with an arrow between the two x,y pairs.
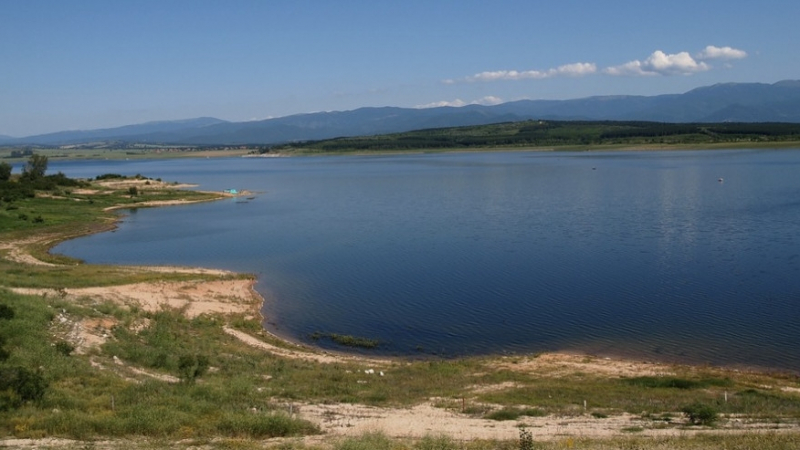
177,354 -> 209,384
0,162 -> 11,181
486,406 -> 546,421
682,402 -> 718,426
95,173 -> 124,180
519,427 -> 534,450
0,304 -> 13,320
624,376 -> 731,390
486,407 -> 522,421
0,336 -> 9,362
54,340 -> 75,356
0,366 -> 48,410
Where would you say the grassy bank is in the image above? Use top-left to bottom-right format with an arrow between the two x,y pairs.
2,162 -> 800,448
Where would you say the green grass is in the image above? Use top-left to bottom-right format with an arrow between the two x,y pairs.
0,289 -> 319,439
309,332 -> 380,349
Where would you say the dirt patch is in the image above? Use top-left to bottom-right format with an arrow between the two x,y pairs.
0,234 -> 63,266
496,353 -> 676,378
94,179 -> 197,191
297,400 -> 799,442
11,278 -> 260,319
73,317 -> 118,355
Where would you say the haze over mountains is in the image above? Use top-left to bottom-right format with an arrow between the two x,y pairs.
5,80 -> 800,146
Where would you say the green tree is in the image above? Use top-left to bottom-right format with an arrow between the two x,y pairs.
0,161 -> 11,181
22,153 -> 48,180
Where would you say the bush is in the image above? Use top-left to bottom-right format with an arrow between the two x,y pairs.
95,173 -> 125,180
682,402 -> 718,426
486,407 -> 521,421
0,336 -> 9,362
0,162 -> 11,182
0,366 -> 48,410
519,427 -> 534,450
485,406 -> 545,421
0,304 -> 14,320
177,354 -> 209,384
624,376 -> 731,390
54,340 -> 74,356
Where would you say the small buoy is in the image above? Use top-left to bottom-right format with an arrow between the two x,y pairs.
718,178 -> 724,182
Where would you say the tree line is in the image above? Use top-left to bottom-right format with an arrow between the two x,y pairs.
264,120 -> 800,153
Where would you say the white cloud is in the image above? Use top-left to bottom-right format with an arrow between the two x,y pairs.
446,45 -> 747,82
604,50 -> 710,76
451,62 -> 596,83
417,99 -> 467,108
696,45 -> 747,60
479,95 -> 504,105
415,96 -> 505,109
556,62 -> 598,76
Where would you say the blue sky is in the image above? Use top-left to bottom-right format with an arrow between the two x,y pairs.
2,0 -> 798,137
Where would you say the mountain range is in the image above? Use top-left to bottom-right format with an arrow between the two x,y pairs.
4,80 -> 800,146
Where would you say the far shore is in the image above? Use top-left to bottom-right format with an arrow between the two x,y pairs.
4,140 -> 800,164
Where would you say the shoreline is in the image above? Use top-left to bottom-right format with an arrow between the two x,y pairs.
6,168 -> 796,375
6,182 -> 800,445
20,190 -> 796,375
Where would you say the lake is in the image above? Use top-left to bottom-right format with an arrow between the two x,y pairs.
51,149 -> 800,371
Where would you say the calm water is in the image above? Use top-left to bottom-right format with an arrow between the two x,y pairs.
52,150 -> 800,370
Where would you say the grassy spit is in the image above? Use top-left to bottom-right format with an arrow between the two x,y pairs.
2,167 -> 800,449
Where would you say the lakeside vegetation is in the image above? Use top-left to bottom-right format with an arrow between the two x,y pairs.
264,120 -> 800,154
2,154 -> 800,448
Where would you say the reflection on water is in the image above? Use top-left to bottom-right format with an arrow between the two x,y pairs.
52,150 -> 800,371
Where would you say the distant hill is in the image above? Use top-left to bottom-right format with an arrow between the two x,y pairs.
6,80 -> 800,146
3,117 -> 228,146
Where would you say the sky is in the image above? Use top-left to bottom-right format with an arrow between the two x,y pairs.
2,0 -> 799,137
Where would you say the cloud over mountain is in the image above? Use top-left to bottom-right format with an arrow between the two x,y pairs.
416,96 -> 504,109
604,50 -> 711,76
446,63 -> 596,83
449,45 -> 747,82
